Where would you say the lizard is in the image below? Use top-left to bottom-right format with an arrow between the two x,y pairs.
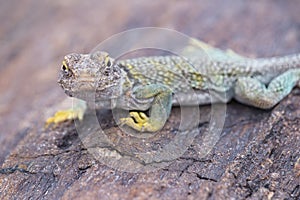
46,38 -> 300,133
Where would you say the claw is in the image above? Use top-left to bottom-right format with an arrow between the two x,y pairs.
45,109 -> 84,128
45,99 -> 87,128
119,111 -> 161,132
129,112 -> 148,123
119,111 -> 150,132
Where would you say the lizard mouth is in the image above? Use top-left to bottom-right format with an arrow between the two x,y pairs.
65,90 -> 73,97
77,82 -> 95,91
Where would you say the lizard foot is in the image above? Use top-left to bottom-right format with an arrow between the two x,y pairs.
119,111 -> 162,132
45,109 -> 84,128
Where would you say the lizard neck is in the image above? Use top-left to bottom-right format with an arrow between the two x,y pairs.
120,68 -> 134,92
94,69 -> 129,101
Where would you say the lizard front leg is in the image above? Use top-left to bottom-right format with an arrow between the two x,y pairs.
234,69 -> 300,109
45,99 -> 87,127
120,84 -> 173,132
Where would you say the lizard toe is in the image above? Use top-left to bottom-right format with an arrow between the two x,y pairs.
45,109 -> 84,128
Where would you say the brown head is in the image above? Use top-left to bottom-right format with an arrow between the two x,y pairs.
58,51 -> 123,101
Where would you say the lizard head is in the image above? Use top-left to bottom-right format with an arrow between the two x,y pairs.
58,51 -> 123,101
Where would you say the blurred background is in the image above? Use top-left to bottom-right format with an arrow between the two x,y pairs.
1,0 -> 300,171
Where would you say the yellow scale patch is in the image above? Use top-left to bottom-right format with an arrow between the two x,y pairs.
121,56 -> 206,90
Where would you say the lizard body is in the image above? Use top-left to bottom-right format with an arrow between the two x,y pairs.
47,39 -> 300,132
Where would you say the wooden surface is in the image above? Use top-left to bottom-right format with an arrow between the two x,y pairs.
0,0 -> 300,199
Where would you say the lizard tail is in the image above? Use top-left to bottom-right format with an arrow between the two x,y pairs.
253,53 -> 300,73
184,38 -> 300,72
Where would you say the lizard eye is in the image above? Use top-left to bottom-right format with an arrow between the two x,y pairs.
105,56 -> 112,67
61,61 -> 71,76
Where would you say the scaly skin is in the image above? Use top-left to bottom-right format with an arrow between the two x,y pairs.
47,38 -> 300,132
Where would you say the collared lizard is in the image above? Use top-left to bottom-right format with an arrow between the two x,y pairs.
46,38 -> 300,132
